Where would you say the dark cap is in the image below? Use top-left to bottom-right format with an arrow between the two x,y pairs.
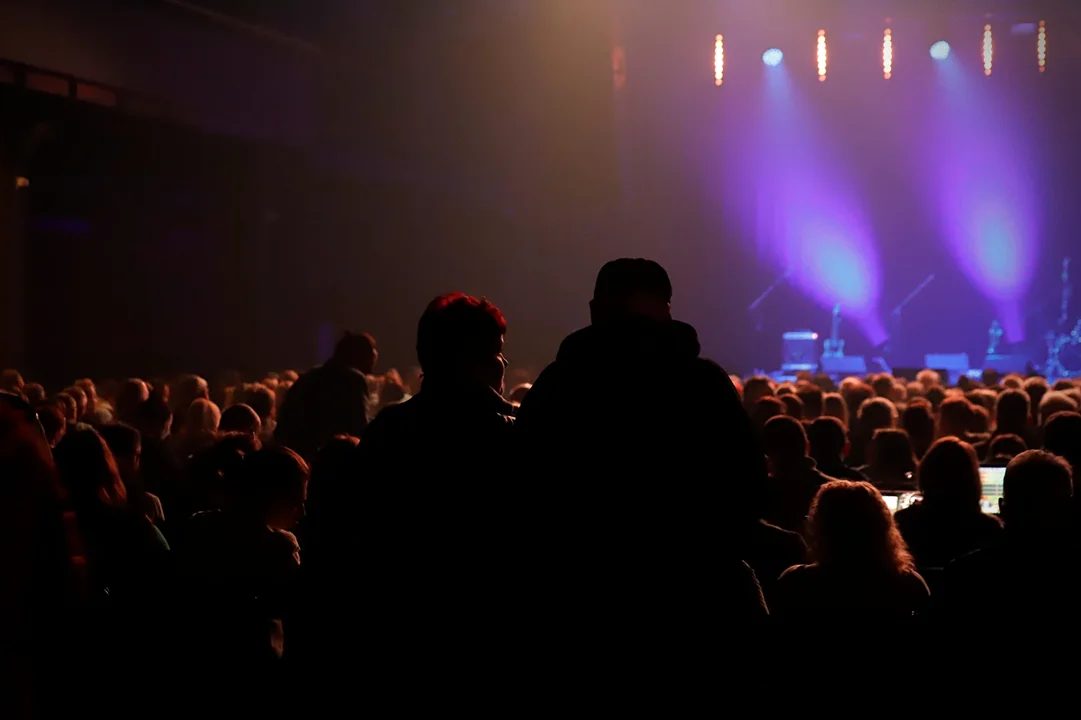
592,258 -> 672,305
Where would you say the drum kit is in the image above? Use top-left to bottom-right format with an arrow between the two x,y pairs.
1045,258 -> 1081,379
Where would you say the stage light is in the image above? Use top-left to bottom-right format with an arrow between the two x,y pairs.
817,30 -> 827,81
930,41 -> 951,60
883,29 -> 893,79
983,24 -> 993,75
763,48 -> 784,67
1038,21 -> 1047,72
714,34 -> 724,86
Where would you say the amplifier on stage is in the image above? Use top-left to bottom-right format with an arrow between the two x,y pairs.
782,331 -> 818,373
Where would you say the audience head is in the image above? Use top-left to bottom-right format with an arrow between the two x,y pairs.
780,393 -> 804,420
871,374 -> 895,399
332,332 -> 378,375
995,388 -> 1031,434
867,428 -> 918,473
35,403 -> 66,447
218,403 -> 262,436
53,393 -> 78,425
308,435 -> 360,524
901,400 -> 935,459
924,385 -> 947,412
63,386 -> 88,420
843,383 -> 875,424
0,369 -> 24,394
1002,374 -> 1025,390
905,382 -> 925,400
916,369 -> 941,389
134,397 -> 172,440
751,396 -> 787,433
1023,376 -> 1049,421
796,383 -> 824,420
184,398 -> 221,436
807,416 -> 848,466
1052,379 -> 1076,392
417,293 -> 507,393
1039,391 -> 1079,426
762,415 -> 809,469
589,258 -> 672,324
54,426 -> 127,512
938,396 -> 975,438
236,446 -> 309,530
808,480 -> 913,573
1043,411 -> 1081,469
918,437 -> 982,511
742,376 -> 775,414
1001,450 -> 1073,535
822,392 -> 848,426
239,383 -> 276,425
970,404 -> 991,434
986,433 -> 1027,466
98,423 -> 141,485
116,378 -> 150,424
857,397 -> 898,433
22,382 -> 46,405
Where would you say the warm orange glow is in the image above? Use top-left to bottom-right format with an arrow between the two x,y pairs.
1038,21 -> 1047,72
714,34 -> 724,86
983,24 -> 993,76
817,30 -> 827,81
883,29 -> 893,79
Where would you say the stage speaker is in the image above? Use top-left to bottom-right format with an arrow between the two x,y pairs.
925,354 -> 969,372
984,354 -> 1030,374
820,356 -> 868,375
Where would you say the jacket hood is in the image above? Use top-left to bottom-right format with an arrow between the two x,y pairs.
555,317 -> 702,370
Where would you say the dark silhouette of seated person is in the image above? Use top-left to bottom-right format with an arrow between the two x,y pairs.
901,399 -> 935,461
796,382 -> 824,420
780,393 -> 805,420
993,389 -> 1040,455
726,460 -> 809,608
944,450 -> 1077,623
807,416 -> 867,482
174,445 -> 308,673
762,415 -> 835,534
1041,411 -> 1081,535
361,292 -> 515,467
894,437 -> 1003,570
984,433 -> 1026,467
751,396 -> 788,435
218,402 -> 262,437
771,480 -> 929,619
275,332 -> 377,460
848,396 -> 897,467
860,428 -> 919,492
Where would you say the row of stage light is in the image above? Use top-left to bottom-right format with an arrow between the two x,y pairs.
713,21 -> 1049,85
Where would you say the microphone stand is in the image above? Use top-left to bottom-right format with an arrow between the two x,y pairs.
886,274 -> 936,360
748,268 -> 792,332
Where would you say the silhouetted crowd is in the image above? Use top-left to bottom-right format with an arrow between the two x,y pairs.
4,258 -> 1081,715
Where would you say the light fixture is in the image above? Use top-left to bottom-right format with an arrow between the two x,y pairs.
817,30 -> 828,81
930,41 -> 951,60
714,34 -> 724,86
883,29 -> 893,79
983,24 -> 993,76
1038,21 -> 1047,72
763,48 -> 784,67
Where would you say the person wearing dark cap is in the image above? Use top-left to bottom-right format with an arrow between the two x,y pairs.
515,259 -> 769,671
274,331 -> 377,460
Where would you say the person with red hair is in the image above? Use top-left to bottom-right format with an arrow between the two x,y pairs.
362,292 -> 514,466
